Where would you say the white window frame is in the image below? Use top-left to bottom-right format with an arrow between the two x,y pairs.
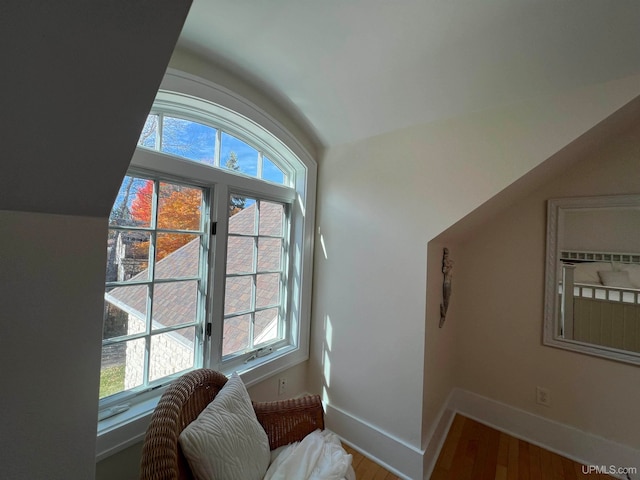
96,69 -> 316,460
218,192 -> 292,364
102,173 -> 211,408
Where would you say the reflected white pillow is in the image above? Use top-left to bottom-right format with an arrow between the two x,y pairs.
617,263 -> 640,289
573,262 -> 612,284
179,372 -> 270,480
598,270 -> 634,289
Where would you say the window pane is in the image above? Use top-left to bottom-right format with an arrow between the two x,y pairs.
106,230 -> 150,282
228,197 -> 256,235
255,308 -> 279,345
99,337 -> 144,398
257,237 -> 282,272
109,177 -> 153,228
149,327 -> 196,382
103,285 -> 148,340
256,273 -> 280,308
103,174 -> 209,401
161,116 -> 216,165
259,201 -> 284,236
262,157 -> 285,184
100,344 -> 126,398
138,114 -> 158,148
227,236 -> 255,275
225,276 -> 253,315
221,132 -> 258,177
223,314 -> 251,356
157,182 -> 203,232
155,233 -> 200,275
152,281 -> 199,330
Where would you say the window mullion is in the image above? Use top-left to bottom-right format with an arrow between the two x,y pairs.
206,183 -> 229,369
142,336 -> 151,389
250,229 -> 259,349
148,322 -> 199,336
196,187 -> 212,369
143,180 -> 160,388
102,330 -> 148,345
156,113 -> 163,151
282,202 -> 293,344
151,276 -> 201,284
249,276 -> 256,349
214,129 -> 221,168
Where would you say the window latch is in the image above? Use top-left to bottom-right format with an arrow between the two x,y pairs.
211,222 -> 217,235
244,346 -> 274,363
205,323 -> 212,337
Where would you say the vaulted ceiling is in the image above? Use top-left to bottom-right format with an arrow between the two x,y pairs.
178,0 -> 640,148
4,1 -> 639,217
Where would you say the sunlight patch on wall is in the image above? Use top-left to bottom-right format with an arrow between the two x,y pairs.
318,227 -> 328,260
322,314 -> 333,402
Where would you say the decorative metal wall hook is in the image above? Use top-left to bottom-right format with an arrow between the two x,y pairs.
439,247 -> 453,328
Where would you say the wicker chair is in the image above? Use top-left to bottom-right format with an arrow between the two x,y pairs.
139,369 -> 325,480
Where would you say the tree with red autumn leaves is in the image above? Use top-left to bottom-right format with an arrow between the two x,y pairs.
130,180 -> 203,260
121,152 -> 244,261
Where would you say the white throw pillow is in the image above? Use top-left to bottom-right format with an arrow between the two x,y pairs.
598,270 -> 634,289
617,263 -> 640,289
178,372 -> 270,480
572,261 -> 612,284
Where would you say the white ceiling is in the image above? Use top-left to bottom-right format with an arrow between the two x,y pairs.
178,0 -> 640,147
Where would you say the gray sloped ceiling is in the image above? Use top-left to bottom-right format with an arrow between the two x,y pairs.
0,0 -> 192,217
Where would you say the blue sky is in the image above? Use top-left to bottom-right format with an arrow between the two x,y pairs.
138,115 -> 284,184
113,116 -> 286,213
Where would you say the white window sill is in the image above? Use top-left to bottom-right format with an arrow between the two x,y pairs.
96,345 -> 307,461
96,395 -> 160,462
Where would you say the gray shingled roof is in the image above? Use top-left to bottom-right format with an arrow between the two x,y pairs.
105,201 -> 284,355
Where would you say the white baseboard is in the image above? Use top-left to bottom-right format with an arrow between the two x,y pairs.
422,392 -> 457,479
324,403 -> 425,480
444,388 -> 640,480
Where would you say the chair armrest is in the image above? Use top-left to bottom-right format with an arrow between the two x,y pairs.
253,394 -> 324,450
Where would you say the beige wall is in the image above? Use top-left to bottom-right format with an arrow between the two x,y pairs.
422,239 -> 459,442
246,362 -> 310,402
451,120 -> 640,449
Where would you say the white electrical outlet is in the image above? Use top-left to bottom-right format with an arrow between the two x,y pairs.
278,377 -> 287,396
536,386 -> 551,406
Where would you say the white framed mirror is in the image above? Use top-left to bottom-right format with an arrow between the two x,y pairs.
544,194 -> 640,365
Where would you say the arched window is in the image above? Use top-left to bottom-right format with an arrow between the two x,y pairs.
97,71 -> 316,457
137,95 -> 291,185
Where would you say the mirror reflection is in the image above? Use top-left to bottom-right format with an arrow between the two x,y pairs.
545,195 -> 640,365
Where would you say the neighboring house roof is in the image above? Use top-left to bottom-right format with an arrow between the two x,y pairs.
105,202 -> 283,355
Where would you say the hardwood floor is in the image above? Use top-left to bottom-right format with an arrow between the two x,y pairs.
340,414 -> 618,479
343,444 -> 402,479
430,414 -> 617,480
